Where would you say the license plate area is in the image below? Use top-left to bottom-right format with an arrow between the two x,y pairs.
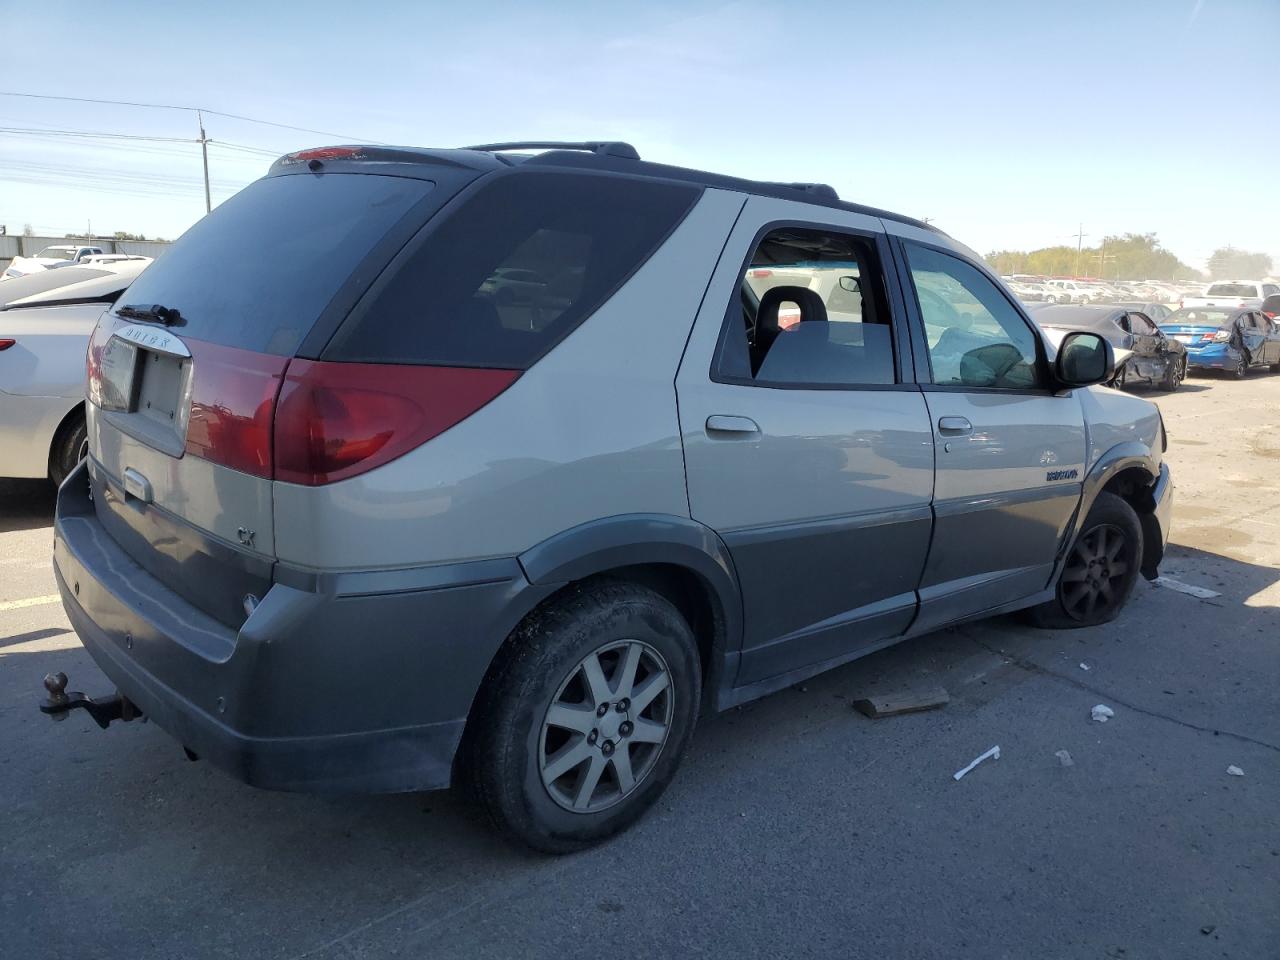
136,349 -> 191,434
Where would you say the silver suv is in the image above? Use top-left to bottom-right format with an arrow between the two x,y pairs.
47,141 -> 1172,852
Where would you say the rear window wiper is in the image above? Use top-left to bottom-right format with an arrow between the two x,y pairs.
117,303 -> 184,326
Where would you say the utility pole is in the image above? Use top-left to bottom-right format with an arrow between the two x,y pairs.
197,110 -> 211,214
1072,223 -> 1088,279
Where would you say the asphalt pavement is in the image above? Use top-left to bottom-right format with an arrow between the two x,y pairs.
1,372 -> 1277,960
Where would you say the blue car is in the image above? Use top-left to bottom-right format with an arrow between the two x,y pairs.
1158,307 -> 1280,378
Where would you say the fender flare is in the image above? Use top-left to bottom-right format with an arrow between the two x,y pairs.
517,513 -> 745,697
1054,441 -> 1160,580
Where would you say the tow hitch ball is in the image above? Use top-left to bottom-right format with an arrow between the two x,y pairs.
39,672 -> 141,729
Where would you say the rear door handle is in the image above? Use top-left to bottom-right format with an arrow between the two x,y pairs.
706,415 -> 760,436
937,416 -> 973,436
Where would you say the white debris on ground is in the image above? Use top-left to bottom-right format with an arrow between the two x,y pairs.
1152,576 -> 1222,600
1227,765 -> 1244,777
1055,750 -> 1074,767
953,745 -> 1000,781
1079,662 -> 1091,671
1091,704 -> 1115,723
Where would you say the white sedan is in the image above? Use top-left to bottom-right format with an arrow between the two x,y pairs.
0,261 -> 147,484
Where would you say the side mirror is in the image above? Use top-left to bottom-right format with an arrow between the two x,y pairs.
1055,331 -> 1115,387
838,276 -> 860,293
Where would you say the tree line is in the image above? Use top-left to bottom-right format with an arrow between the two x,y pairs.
986,233 -> 1273,281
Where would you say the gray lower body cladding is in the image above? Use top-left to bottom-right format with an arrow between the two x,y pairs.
52,462 -> 554,793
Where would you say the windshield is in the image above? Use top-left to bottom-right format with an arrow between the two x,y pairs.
115,173 -> 434,355
35,247 -> 76,261
1205,283 -> 1259,297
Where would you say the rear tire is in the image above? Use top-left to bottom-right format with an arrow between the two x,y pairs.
1232,354 -> 1248,379
48,411 -> 87,488
463,581 -> 701,853
1027,492 -> 1143,629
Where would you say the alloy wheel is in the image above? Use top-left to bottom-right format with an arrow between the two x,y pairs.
1059,523 -> 1130,621
538,639 -> 673,813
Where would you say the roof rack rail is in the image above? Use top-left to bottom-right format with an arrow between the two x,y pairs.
462,141 -> 641,160
773,182 -> 840,201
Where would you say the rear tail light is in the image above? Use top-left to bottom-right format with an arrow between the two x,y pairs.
0,338 -> 15,351
182,342 -> 289,478
273,361 -> 519,485
285,146 -> 365,163
1200,331 -> 1229,343
86,327 -> 519,484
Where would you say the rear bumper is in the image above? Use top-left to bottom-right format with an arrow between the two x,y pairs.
53,461 -> 551,793
1183,344 -> 1237,369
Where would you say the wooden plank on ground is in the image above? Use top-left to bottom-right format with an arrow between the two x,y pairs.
852,688 -> 949,719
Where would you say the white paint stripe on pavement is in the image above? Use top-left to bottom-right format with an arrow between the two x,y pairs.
1152,576 -> 1222,600
0,594 -> 61,611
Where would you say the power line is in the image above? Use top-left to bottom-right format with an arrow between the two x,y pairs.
0,125 -> 196,143
1,125 -> 283,162
0,91 -> 382,143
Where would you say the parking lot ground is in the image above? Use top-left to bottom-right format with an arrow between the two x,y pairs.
2,373 -> 1278,960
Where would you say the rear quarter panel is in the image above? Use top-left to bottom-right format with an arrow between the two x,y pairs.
272,188 -> 749,569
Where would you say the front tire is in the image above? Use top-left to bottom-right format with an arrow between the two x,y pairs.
1160,356 -> 1184,392
1232,353 -> 1248,379
1028,492 -> 1143,629
463,581 -> 701,853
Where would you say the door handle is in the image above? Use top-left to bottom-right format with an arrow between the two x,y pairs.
122,467 -> 153,504
937,416 -> 973,436
706,415 -> 760,436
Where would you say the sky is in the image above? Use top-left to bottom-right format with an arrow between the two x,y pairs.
0,0 -> 1276,273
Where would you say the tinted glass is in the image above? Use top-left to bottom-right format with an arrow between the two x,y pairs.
1205,283 -> 1259,298
327,172 -> 698,368
116,174 -> 433,355
718,228 -> 896,386
1128,312 -> 1157,334
904,243 -> 1043,389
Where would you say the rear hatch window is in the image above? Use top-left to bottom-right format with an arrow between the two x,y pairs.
115,173 -> 436,355
1204,283 -> 1259,298
324,171 -> 700,368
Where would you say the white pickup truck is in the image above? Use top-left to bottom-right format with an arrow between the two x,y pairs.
1182,280 -> 1280,310
3,244 -> 105,279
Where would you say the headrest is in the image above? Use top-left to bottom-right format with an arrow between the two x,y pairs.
757,284 -> 828,335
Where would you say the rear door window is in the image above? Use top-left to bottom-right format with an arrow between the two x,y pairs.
115,174 -> 436,355
714,226 -> 897,386
325,172 -> 700,368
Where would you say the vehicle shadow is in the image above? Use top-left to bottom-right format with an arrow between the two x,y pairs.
0,478 -> 56,533
2,542 -> 1277,957
1128,381 -> 1212,395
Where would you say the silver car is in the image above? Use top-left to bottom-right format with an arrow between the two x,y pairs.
0,262 -> 149,483
45,141 -> 1173,852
